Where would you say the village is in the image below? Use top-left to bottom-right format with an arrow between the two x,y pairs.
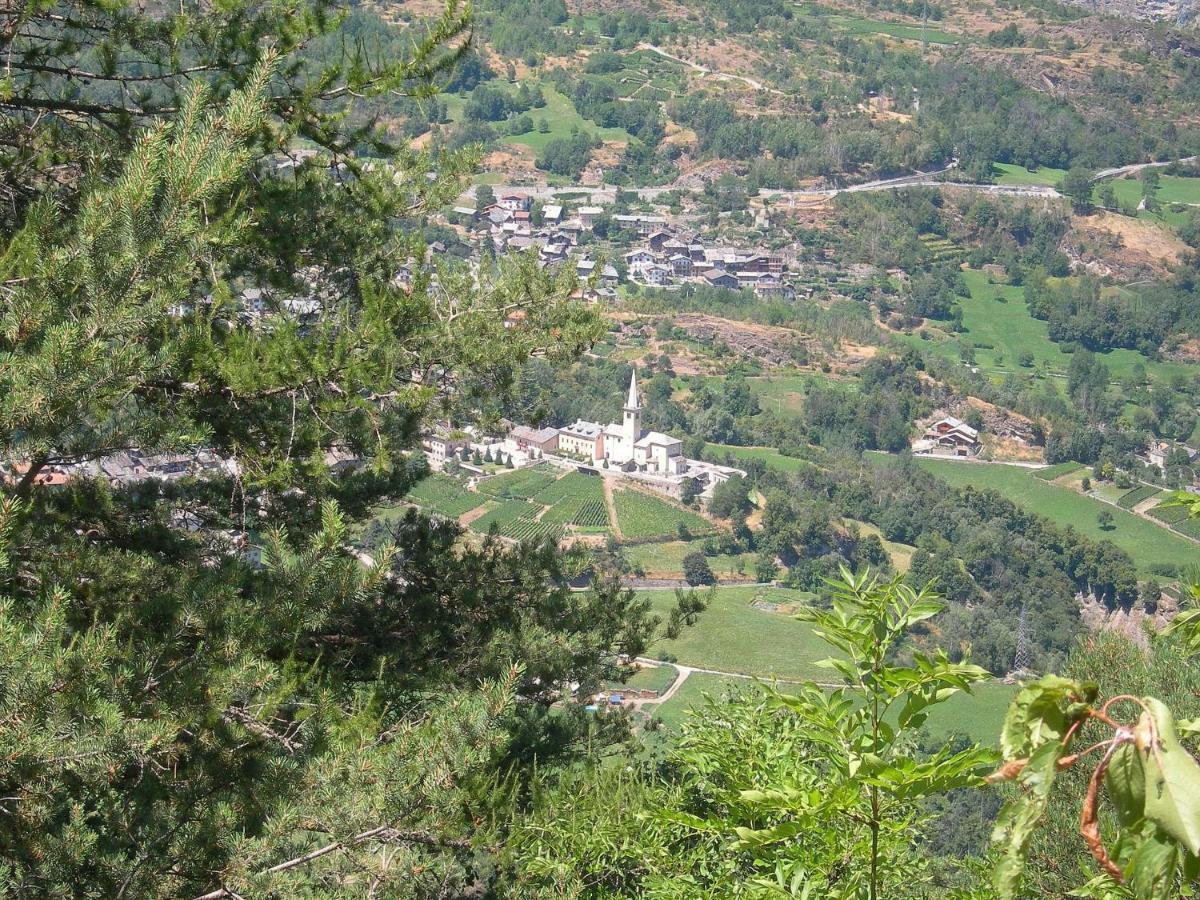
453,190 -> 797,302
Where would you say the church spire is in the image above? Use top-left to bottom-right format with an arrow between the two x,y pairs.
625,368 -> 640,410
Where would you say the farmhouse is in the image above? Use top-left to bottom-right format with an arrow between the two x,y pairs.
423,432 -> 471,467
912,417 -> 981,457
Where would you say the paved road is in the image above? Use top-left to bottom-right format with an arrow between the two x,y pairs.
471,155 -> 1200,208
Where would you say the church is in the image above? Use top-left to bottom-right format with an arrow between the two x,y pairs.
599,371 -> 687,475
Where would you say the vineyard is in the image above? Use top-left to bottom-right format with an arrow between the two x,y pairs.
535,473 -> 611,532
1116,485 -> 1160,509
614,489 -> 715,541
1147,497 -> 1200,539
406,475 -> 486,518
476,464 -> 558,500
469,499 -> 563,542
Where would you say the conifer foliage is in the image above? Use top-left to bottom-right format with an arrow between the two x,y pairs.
0,2 -> 644,895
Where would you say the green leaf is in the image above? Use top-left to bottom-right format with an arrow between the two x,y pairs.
1127,829 -> 1178,900
1000,675 -> 1096,760
1139,698 -> 1200,857
992,740 -> 1066,899
1106,743 -> 1147,828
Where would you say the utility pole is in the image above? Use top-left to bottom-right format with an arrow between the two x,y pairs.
1012,599 -> 1034,675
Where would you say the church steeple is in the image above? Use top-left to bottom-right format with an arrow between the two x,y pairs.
624,368 -> 641,411
623,369 -> 642,446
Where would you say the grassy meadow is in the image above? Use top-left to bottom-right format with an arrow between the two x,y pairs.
915,458 -> 1198,574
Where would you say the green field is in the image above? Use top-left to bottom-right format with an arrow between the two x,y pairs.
1118,485 -> 1161,509
1033,461 -> 1084,480
650,671 -> 1015,744
440,81 -> 631,154
626,539 -> 756,578
406,475 -> 487,518
992,162 -> 1067,187
744,372 -> 852,415
827,13 -> 960,43
608,663 -> 679,696
504,84 -> 631,153
915,459 -> 1199,574
614,489 -> 715,541
643,585 -> 825,680
905,270 -> 1196,387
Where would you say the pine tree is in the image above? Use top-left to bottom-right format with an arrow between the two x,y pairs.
0,4 -> 671,895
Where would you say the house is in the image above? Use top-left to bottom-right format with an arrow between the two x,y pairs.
508,425 -> 559,454
624,248 -> 656,268
646,229 -> 673,252
239,287 -> 268,319
643,264 -> 672,286
753,273 -> 795,299
739,253 -> 784,274
423,432 -> 470,466
599,263 -> 619,287
498,194 -> 530,212
578,206 -> 604,228
612,214 -> 668,236
1,462 -> 71,488
576,258 -> 598,280
668,254 -> 693,276
557,420 -> 605,459
913,417 -> 981,457
486,207 -> 512,226
702,270 -> 739,290
543,204 -> 563,224
588,286 -> 619,303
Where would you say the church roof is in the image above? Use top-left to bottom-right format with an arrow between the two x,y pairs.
634,431 -> 681,449
625,369 -> 640,410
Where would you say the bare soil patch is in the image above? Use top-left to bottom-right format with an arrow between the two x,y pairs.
1066,210 -> 1187,277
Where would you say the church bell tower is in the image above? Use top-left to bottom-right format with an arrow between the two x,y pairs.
623,369 -> 642,446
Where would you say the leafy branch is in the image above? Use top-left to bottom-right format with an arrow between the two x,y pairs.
989,676 -> 1200,898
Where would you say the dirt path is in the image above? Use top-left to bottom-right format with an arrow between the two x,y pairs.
458,503 -> 491,526
1093,156 -> 1197,180
636,43 -> 785,95
602,476 -> 623,541
1133,495 -> 1162,516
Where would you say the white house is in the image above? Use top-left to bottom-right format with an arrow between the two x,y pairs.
633,431 -> 685,475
